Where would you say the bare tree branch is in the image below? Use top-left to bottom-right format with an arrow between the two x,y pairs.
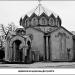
0,24 -> 7,35
0,23 -> 16,39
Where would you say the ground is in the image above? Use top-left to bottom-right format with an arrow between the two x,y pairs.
0,62 -> 75,68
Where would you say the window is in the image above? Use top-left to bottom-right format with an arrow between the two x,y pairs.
39,17 -> 47,25
25,19 -> 30,27
49,18 -> 55,26
31,17 -> 38,26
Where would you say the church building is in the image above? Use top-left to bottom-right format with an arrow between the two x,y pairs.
19,3 -> 75,62
1,2 -> 75,63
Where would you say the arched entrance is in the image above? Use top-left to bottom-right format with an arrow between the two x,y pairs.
12,40 -> 23,62
9,36 -> 26,62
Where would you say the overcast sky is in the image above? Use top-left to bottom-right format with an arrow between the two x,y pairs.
0,1 -> 75,31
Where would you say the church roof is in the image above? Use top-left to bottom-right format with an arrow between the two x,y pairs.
26,27 -> 45,33
20,1 -> 62,28
26,26 -> 73,36
26,26 -> 58,33
22,3 -> 58,19
49,26 -> 73,35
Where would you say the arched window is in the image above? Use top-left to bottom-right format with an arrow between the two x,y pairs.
27,40 -> 31,46
39,17 -> 47,25
25,19 -> 30,27
31,17 -> 38,26
49,18 -> 55,26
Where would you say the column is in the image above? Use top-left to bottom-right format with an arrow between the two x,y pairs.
13,43 -> 16,62
29,48 -> 32,62
9,47 -> 12,62
37,51 -> 39,61
46,36 -> 49,61
48,36 -> 50,61
5,42 -> 9,61
44,35 -> 46,61
22,48 -> 24,62
22,48 -> 26,62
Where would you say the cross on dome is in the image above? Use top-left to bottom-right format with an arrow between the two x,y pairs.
38,0 -> 41,5
21,0 -> 58,19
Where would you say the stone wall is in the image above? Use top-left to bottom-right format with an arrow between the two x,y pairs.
50,28 -> 73,61
26,27 -> 45,59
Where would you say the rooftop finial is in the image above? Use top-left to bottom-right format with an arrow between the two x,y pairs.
38,0 -> 42,16
38,0 -> 41,5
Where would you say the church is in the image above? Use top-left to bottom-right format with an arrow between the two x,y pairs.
1,2 -> 75,63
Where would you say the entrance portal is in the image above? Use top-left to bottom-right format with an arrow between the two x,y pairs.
12,40 -> 23,62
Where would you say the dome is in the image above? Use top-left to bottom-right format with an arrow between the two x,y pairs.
17,25 -> 24,28
20,3 -> 62,27
22,4 -> 58,19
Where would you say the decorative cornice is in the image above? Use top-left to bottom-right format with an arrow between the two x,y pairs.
21,13 -> 61,27
38,12 -> 49,20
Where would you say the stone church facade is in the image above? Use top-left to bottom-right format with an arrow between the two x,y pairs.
1,4 -> 75,63
19,12 -> 74,62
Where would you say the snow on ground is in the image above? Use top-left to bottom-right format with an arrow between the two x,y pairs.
0,62 -> 75,68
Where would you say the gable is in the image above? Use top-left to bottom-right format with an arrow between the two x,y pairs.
39,12 -> 48,20
50,26 -> 73,36
29,13 -> 38,20
50,26 -> 73,39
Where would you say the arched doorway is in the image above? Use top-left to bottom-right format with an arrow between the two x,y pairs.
9,36 -> 26,62
25,40 -> 31,63
12,40 -> 23,62
8,35 -> 32,63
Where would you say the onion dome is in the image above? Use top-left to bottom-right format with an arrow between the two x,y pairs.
15,26 -> 26,35
19,2 -> 62,28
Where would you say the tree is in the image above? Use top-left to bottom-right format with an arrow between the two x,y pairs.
0,23 -> 17,60
0,23 -> 17,38
0,23 -> 17,47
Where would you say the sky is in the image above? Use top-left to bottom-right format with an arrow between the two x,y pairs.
0,1 -> 75,31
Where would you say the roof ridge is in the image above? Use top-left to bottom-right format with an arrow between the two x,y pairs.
48,26 -> 73,35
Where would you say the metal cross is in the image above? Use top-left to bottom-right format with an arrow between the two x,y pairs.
38,0 -> 41,5
38,0 -> 42,16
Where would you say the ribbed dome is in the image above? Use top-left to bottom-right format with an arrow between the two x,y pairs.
22,4 -> 58,19
20,3 -> 62,28
17,25 -> 24,28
